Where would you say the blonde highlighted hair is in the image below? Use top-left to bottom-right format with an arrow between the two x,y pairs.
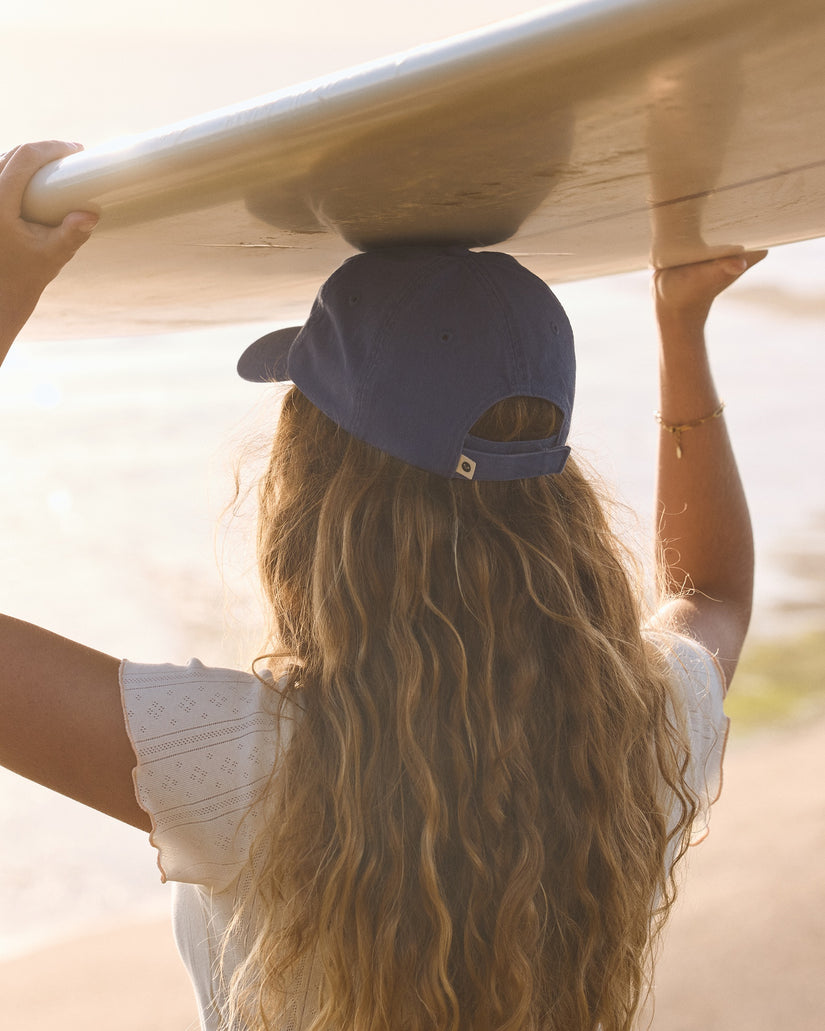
223,388 -> 696,1031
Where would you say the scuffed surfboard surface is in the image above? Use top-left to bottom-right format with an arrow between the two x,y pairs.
22,0 -> 825,337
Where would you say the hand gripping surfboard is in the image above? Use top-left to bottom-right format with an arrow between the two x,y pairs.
21,0 -> 825,337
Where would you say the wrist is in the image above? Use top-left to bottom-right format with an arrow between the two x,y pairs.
657,328 -> 718,427
657,326 -> 709,375
655,302 -> 711,336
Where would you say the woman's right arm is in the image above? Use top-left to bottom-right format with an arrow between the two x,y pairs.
0,142 -> 149,830
649,251 -> 766,687
0,141 -> 98,360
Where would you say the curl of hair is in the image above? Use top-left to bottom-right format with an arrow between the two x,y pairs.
221,388 -> 697,1031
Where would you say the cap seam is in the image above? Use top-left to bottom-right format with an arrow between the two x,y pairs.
471,256 -> 527,387
352,254 -> 450,438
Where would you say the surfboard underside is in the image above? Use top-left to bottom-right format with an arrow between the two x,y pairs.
23,0 -> 825,338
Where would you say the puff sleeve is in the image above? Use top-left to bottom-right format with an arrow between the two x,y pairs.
120,658 -> 291,891
645,630 -> 730,844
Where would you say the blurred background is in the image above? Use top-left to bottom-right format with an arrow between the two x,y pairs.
1,2 -> 823,1028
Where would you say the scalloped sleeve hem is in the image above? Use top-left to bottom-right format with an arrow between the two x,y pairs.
119,658 -> 290,892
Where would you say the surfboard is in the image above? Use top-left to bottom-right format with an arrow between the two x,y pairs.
21,0 -> 825,338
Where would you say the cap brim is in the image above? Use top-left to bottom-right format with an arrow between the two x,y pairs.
237,326 -> 301,382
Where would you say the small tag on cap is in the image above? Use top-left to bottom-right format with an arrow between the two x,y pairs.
456,455 -> 476,479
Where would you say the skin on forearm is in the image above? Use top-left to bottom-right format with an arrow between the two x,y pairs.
650,253 -> 763,667
654,314 -> 754,625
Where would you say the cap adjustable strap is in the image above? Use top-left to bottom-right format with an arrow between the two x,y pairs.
454,443 -> 570,480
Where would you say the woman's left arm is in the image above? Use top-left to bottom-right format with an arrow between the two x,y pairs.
0,142 -> 149,830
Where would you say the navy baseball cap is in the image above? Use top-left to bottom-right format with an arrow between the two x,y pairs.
237,246 -> 575,481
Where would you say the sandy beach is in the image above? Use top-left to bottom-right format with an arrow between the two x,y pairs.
653,709 -> 825,1030
2,707 -> 823,1030
0,918 -> 197,1031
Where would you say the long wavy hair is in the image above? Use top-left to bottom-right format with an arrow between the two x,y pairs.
222,387 -> 697,1031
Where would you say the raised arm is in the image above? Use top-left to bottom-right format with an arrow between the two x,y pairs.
0,142 -> 149,830
0,141 -> 98,358
650,251 -> 766,686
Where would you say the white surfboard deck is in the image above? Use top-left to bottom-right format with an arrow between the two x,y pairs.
22,0 -> 825,338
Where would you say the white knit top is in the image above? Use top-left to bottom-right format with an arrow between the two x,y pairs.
120,632 -> 728,1030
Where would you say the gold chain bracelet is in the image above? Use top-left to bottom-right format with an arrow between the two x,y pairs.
655,400 -> 725,459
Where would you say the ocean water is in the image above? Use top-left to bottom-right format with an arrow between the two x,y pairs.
1,238 -> 824,959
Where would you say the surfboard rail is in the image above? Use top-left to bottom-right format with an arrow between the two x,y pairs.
21,0 -> 825,337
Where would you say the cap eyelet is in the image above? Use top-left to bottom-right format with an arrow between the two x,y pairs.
348,294 -> 360,306
440,331 -> 453,343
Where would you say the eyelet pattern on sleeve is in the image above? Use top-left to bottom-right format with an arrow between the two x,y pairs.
120,658 -> 290,891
